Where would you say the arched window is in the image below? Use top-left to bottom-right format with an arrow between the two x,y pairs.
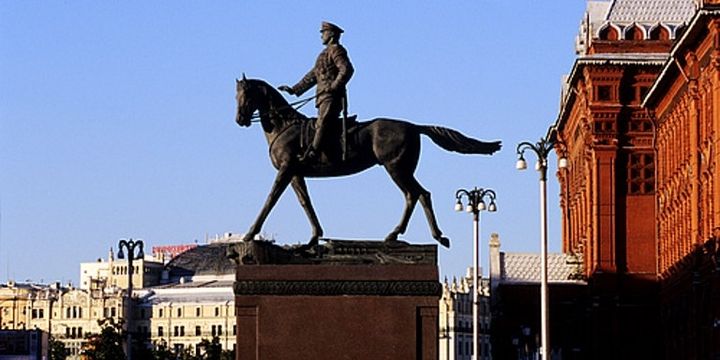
626,25 -> 644,40
599,24 -> 619,40
649,25 -> 669,40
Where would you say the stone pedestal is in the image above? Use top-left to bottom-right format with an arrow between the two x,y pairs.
231,239 -> 440,360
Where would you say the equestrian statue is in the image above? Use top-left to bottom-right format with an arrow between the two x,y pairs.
230,22 -> 501,256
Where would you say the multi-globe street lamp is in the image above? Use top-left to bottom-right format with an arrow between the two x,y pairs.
118,238 -> 144,360
516,135 -> 566,360
455,187 -> 497,360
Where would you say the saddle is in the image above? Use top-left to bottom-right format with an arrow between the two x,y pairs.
299,114 -> 358,151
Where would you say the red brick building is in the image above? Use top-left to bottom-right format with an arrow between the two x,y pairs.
643,3 -> 720,358
552,0 -> 720,358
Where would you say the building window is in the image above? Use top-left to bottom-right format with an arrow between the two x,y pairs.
626,25 -> 644,40
158,326 -> 164,337
195,326 -> 201,336
599,25 -> 619,40
650,26 -> 669,40
233,324 -> 236,335
174,326 -> 179,337
196,307 -> 201,317
159,308 -> 163,318
214,307 -> 219,317
629,119 -> 653,132
628,153 -> 655,194
111,307 -> 116,317
180,326 -> 185,336
177,308 -> 182,317
218,325 -> 222,336
211,325 -> 216,337
596,85 -> 613,101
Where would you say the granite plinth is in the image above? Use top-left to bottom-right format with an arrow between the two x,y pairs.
233,239 -> 439,360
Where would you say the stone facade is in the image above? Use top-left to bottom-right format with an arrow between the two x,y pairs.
135,277 -> 236,355
1,237 -> 240,358
438,269 -> 491,360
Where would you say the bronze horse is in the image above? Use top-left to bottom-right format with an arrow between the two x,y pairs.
233,77 -> 500,250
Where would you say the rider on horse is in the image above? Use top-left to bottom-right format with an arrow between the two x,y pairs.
278,21 -> 354,163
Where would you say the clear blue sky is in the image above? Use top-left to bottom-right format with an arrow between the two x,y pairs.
0,1 -> 588,284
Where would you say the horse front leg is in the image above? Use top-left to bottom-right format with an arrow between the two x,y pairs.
385,190 -> 418,243
290,176 -> 323,247
242,168 -> 293,242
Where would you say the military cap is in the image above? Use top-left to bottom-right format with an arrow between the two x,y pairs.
320,21 -> 344,34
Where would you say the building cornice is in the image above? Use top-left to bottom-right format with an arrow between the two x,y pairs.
644,7 -> 720,107
233,280 -> 442,297
555,54 -> 668,132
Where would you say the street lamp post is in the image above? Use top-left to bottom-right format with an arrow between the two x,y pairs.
455,187 -> 497,360
516,136 -> 566,360
117,238 -> 144,360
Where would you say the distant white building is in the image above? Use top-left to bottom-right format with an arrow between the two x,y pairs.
5,234 -> 243,358
135,241 -> 237,354
439,267 -> 492,360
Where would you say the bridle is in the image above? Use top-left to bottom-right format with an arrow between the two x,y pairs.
246,95 -> 316,123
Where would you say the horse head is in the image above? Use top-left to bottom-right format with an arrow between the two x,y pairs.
235,74 -> 255,127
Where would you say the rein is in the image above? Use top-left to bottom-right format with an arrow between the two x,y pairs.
249,95 -> 315,123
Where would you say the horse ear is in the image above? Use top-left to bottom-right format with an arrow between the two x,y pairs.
242,73 -> 247,81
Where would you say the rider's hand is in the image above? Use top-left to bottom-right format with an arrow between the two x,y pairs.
278,85 -> 295,95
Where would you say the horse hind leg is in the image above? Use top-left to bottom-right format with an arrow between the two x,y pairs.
290,176 -> 323,247
385,167 -> 449,247
417,188 -> 450,248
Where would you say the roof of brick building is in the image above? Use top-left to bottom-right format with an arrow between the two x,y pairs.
607,0 -> 697,23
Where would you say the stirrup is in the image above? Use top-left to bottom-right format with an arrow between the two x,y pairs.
298,147 -> 316,162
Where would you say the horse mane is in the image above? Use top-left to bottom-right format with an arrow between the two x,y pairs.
250,79 -> 307,121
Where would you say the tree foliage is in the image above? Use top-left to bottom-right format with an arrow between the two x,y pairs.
48,336 -> 69,360
81,318 -> 125,360
79,322 -> 235,360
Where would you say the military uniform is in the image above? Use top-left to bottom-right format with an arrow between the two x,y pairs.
290,22 -> 354,159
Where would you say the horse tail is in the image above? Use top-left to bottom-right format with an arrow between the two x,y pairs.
418,125 -> 502,155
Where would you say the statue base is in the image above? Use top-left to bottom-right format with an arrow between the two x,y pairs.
232,239 -> 440,360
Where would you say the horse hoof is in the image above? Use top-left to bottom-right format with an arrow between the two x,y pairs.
308,235 -> 320,247
226,245 -> 239,259
384,232 -> 399,243
242,234 -> 254,242
437,236 -> 450,248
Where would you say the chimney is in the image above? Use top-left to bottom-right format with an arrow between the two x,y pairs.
489,233 -> 502,295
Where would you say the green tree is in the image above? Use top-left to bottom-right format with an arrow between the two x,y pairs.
81,318 -> 125,360
150,341 -> 174,360
198,337 -> 222,359
48,336 -> 69,360
220,349 -> 235,360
